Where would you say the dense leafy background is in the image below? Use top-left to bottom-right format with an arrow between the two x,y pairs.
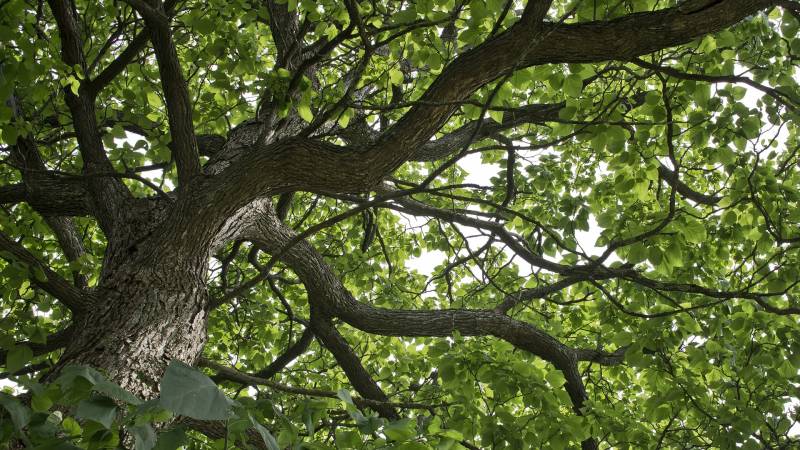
2,0 -> 800,449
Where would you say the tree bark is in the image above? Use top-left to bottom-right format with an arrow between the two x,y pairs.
51,256 -> 208,399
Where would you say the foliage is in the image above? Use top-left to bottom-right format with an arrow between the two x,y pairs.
1,0 -> 800,449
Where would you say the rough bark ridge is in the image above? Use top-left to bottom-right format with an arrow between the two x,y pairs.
0,0 -> 787,448
53,261 -> 208,398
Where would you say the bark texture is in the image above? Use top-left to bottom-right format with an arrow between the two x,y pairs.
0,1 -> 784,448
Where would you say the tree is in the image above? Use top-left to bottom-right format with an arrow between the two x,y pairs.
1,0 -> 799,448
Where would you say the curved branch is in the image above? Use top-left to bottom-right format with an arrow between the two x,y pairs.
632,57 -> 799,112
243,203 -> 592,423
0,231 -> 93,312
168,1 -> 772,254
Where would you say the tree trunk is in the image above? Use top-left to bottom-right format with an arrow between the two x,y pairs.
51,255 -> 209,400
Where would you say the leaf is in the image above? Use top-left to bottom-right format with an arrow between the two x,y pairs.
250,415 -> 280,450
644,91 -> 661,105
563,74 -> 583,98
158,361 -> 232,420
488,109 -> 504,124
31,392 -> 53,412
153,427 -> 186,450
76,395 -> 117,428
391,442 -> 428,450
297,103 -> 313,123
146,91 -> 161,107
545,369 -> 566,387
335,429 -> 361,448
384,418 -> 417,441
6,344 -> 33,373
439,429 -> 463,440
336,388 -> 355,405
741,116 -> 761,139
31,265 -> 48,283
337,109 -> 351,128
558,106 -> 577,120
62,416 -> 82,437
56,365 -> 141,405
0,393 -> 31,430
131,424 -> 157,450
389,68 -> 404,86
1,125 -> 18,145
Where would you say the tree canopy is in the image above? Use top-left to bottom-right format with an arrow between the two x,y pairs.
1,0 -> 800,449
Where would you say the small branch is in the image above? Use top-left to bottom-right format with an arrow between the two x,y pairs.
254,327 -> 314,379
632,57 -> 799,113
0,231 -> 93,312
0,326 -> 75,367
198,357 -> 439,410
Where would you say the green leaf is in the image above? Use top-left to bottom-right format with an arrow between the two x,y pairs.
384,418 -> 417,441
158,361 -> 232,420
335,429 -> 361,448
250,416 -> 280,450
76,395 -> 117,428
2,125 -> 18,145
545,369 -> 566,387
563,74 -> 583,98
392,442 -> 428,450
56,365 -> 141,405
62,416 -> 82,437
558,106 -> 577,120
0,393 -> 31,430
146,91 -> 161,107
31,265 -> 48,283
336,389 -> 355,405
644,91 -> 661,105
6,344 -> 33,373
337,109 -> 352,128
153,427 -> 185,450
131,424 -> 157,450
488,109 -> 504,124
741,116 -> 761,139
439,429 -> 463,440
297,103 -> 313,123
31,392 -> 53,412
389,68 -> 404,86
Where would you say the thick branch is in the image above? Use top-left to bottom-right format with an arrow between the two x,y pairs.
265,0 -> 302,70
0,178 -> 91,216
310,314 -> 399,420
178,0 -> 771,248
46,0 -> 131,231
0,178 -> 92,216
126,0 -> 201,186
243,203 -> 591,419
